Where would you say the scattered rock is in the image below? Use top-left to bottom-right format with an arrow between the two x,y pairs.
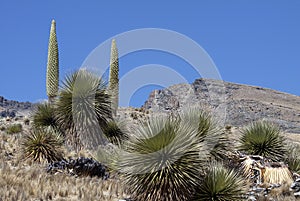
0,96 -> 32,118
290,177 -> 300,196
0,109 -> 16,118
236,152 -> 299,200
47,157 -> 109,179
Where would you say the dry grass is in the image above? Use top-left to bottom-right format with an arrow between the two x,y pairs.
268,182 -> 295,199
241,156 -> 255,178
263,166 -> 293,184
0,164 -> 127,201
0,130 -> 129,201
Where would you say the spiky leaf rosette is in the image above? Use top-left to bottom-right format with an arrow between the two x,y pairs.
180,106 -> 228,160
32,103 -> 60,132
109,39 -> 119,116
22,127 -> 64,163
46,20 -> 59,103
55,70 -> 112,150
102,119 -> 128,145
238,121 -> 285,161
118,116 -> 209,201
193,162 -> 247,201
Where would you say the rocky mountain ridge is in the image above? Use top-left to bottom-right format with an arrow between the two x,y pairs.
0,96 -> 32,117
143,79 -> 300,134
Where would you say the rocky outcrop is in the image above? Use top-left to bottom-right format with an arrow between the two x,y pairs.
0,96 -> 32,117
143,79 -> 300,133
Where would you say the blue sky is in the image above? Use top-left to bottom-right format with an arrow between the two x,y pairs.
0,1 -> 299,107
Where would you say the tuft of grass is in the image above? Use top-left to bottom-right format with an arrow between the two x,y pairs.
22,127 -> 64,163
193,162 -> 247,201
284,144 -> 300,174
23,118 -> 30,125
240,156 -> 256,178
0,126 -> 6,131
6,123 -> 22,134
238,121 -> 285,161
263,166 -> 293,184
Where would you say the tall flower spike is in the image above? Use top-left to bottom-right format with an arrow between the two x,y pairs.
46,19 -> 59,104
109,39 -> 119,116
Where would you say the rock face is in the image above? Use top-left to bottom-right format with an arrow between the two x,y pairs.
143,79 -> 300,134
0,96 -> 32,117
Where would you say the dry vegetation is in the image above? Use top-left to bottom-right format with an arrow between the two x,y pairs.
0,127 -> 129,201
1,117 -> 300,200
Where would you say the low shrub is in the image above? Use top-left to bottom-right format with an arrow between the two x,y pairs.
0,126 -> 6,131
23,118 -> 30,125
6,124 -> 22,134
284,144 -> 300,174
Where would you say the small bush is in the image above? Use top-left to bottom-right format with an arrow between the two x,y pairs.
225,125 -> 232,130
284,144 -> 300,174
238,121 -> 285,161
22,127 -> 64,163
23,118 -> 30,125
0,126 -> 6,131
6,124 -> 22,134
193,162 -> 247,201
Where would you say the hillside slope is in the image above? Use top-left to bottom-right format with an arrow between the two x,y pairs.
143,79 -> 300,134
